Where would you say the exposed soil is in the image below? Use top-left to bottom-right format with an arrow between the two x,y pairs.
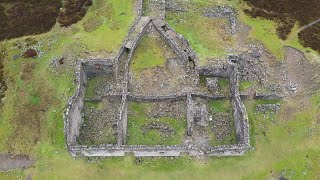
129,63 -> 194,95
146,101 -> 187,119
0,153 -> 35,172
129,32 -> 196,95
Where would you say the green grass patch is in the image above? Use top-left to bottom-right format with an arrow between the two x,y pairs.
239,81 -> 253,91
84,101 -> 103,110
209,100 -> 232,113
208,99 -> 236,146
218,77 -> 230,95
239,8 -> 320,61
127,102 -> 186,145
73,0 -> 136,52
255,99 -> 282,105
130,36 -> 167,72
166,7 -> 236,65
85,76 -> 103,98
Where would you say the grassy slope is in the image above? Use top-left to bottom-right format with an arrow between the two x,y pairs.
0,0 -> 319,179
74,0 -> 135,52
166,0 -> 237,65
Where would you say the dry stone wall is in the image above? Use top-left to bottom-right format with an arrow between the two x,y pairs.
203,6 -> 237,35
230,63 -> 250,147
64,62 -> 87,146
64,1 -> 252,157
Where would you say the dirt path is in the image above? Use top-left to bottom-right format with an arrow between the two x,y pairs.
0,154 -> 35,172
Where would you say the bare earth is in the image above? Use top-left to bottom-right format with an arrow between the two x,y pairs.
0,154 -> 35,172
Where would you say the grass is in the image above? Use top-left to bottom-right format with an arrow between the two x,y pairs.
208,100 -> 236,146
84,101 -> 103,110
73,0 -> 136,52
127,102 -> 186,145
238,6 -> 320,61
209,100 -> 232,113
239,81 -> 253,91
0,0 -> 135,156
0,0 -> 319,179
130,36 -> 168,72
218,78 -> 230,96
84,76 -> 103,99
167,10 -> 235,65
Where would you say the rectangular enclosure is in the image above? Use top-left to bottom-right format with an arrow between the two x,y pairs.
127,100 -> 187,145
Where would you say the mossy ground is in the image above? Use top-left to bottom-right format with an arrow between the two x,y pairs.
127,102 -> 186,145
239,81 -> 253,91
84,76 -> 104,98
208,100 -> 236,146
130,35 -> 170,73
0,0 -> 319,179
166,7 -> 236,65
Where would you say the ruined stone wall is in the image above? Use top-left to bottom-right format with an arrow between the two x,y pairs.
64,62 -> 87,146
255,92 -> 284,100
205,144 -> 247,156
127,93 -> 187,102
197,63 -> 232,77
165,0 -> 186,12
152,20 -> 189,64
68,144 -> 203,157
203,6 -> 237,35
117,95 -> 128,145
230,64 -> 250,147
186,94 -> 194,136
82,60 -> 114,78
191,93 -> 225,100
64,0 -> 252,156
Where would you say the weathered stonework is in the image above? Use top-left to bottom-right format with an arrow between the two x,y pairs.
63,0 -> 261,157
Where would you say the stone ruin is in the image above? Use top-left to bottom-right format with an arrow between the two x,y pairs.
63,0 -> 253,157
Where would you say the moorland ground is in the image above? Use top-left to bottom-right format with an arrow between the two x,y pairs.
0,0 -> 319,179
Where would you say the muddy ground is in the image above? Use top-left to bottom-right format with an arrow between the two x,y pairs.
0,154 -> 35,172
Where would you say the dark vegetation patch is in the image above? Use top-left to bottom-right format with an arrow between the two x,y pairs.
0,46 -> 7,106
23,49 -> 37,58
0,0 -> 92,41
0,0 -> 62,40
58,0 -> 93,27
298,23 -> 320,52
244,0 -> 320,52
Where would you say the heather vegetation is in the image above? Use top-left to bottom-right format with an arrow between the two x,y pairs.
244,0 -> 320,52
0,0 -> 62,40
58,0 -> 93,27
0,0 -> 92,41
298,23 -> 320,52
